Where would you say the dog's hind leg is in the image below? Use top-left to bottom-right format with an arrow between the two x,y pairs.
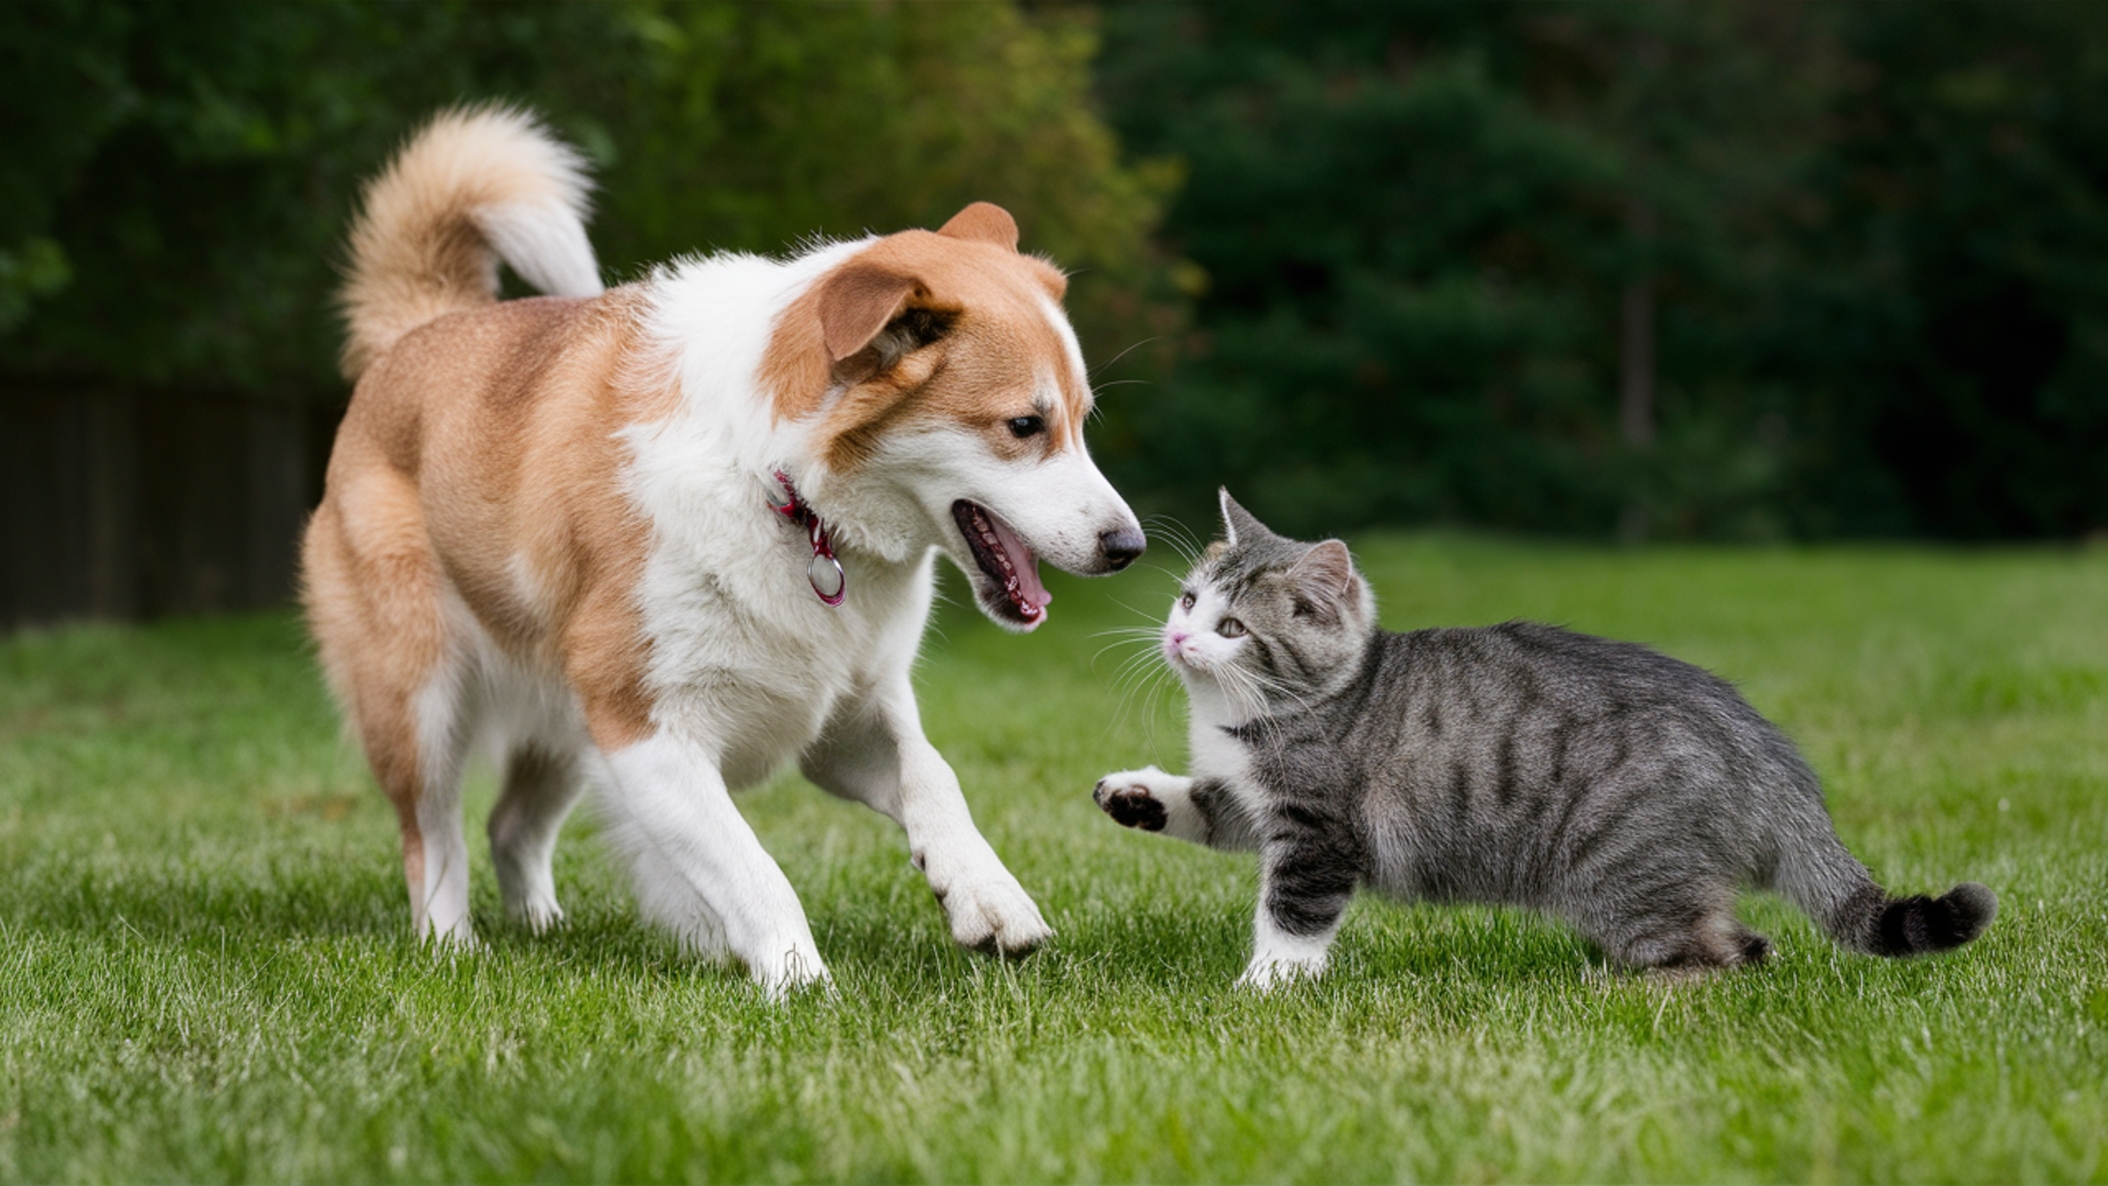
405,662 -> 477,946
302,470 -> 479,948
800,677 -> 1053,957
489,745 -> 583,931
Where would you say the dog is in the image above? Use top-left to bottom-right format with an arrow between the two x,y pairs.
301,106 -> 1144,992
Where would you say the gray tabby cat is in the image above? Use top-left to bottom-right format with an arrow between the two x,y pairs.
1094,490 -> 1995,988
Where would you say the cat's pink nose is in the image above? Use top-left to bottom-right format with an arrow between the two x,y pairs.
1169,630 -> 1190,646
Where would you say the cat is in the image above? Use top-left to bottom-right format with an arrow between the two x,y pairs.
1094,490 -> 1996,988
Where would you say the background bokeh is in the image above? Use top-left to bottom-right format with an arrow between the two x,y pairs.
4,0 -> 2105,626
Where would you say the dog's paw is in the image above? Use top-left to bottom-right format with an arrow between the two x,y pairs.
509,894 -> 566,935
419,916 -> 482,952
1092,766 -> 1174,831
748,939 -> 833,1000
932,864 -> 1054,958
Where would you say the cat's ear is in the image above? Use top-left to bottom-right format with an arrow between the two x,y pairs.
1218,488 -> 1274,548
1289,540 -> 1358,617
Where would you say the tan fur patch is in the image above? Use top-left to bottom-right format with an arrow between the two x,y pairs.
761,205 -> 1086,474
305,286 -> 671,832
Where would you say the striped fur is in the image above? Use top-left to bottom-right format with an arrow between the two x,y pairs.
1095,491 -> 1995,986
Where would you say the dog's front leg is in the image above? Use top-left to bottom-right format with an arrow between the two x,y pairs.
600,733 -> 829,995
801,681 -> 1052,956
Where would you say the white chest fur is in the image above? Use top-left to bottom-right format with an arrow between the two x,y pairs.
627,481 -> 937,787
1183,676 -> 1266,816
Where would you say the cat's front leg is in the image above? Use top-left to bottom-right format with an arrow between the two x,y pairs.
1093,766 -> 1259,851
1236,837 -> 1357,990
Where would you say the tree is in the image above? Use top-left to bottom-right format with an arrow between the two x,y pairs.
1093,1 -> 1826,539
0,0 -> 1170,399
1759,3 -> 2108,537
1093,0 -> 2108,540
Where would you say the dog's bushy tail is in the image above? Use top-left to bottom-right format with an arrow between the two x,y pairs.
1774,821 -> 1996,957
339,105 -> 601,380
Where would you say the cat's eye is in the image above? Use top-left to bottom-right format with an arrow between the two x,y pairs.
1217,617 -> 1246,638
1007,415 -> 1045,439
1178,591 -> 1196,611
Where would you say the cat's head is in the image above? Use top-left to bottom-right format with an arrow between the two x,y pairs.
1162,489 -> 1376,712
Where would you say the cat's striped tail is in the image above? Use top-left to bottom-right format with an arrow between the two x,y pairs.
1775,830 -> 1996,957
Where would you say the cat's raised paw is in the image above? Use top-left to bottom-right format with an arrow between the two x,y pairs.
1093,767 -> 1173,831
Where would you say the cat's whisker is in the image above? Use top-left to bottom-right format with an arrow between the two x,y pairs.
1218,664 -> 1270,728
1127,661 -> 1173,712
1139,669 -> 1177,751
1141,515 -> 1205,569
1243,667 -> 1321,723
1109,654 -> 1163,698
1154,539 -> 1199,572
1093,639 -> 1164,672
1106,659 -> 1167,720
1110,594 -> 1176,622
1093,643 -> 1158,677
1108,654 -> 1177,741
1104,634 -> 1164,677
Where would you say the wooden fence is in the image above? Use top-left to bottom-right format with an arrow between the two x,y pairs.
2,384 -> 343,629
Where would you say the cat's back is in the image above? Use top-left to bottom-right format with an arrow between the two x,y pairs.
1371,619 -> 1753,725
1241,618 -> 1806,808
1325,620 -> 1809,901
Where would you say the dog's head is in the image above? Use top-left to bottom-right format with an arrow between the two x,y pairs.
766,203 -> 1144,631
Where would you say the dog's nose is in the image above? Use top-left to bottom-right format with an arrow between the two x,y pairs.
1099,526 -> 1146,571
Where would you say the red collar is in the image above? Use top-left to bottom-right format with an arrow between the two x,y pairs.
764,470 -> 845,607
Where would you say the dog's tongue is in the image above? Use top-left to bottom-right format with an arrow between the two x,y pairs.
989,513 -> 1052,611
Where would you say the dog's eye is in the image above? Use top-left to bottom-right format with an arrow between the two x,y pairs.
1178,591 -> 1196,611
1007,415 -> 1045,439
1217,617 -> 1246,638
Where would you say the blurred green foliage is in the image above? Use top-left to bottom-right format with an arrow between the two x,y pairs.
2,0 -> 2103,540
1092,0 -> 2108,540
0,0 -> 1171,392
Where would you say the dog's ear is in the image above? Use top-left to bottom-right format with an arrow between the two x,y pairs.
818,264 -> 923,362
937,202 -> 1019,252
816,263 -> 960,385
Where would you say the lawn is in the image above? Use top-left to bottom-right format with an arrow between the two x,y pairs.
1,535 -> 2103,1183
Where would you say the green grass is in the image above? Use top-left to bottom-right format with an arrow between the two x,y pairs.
2,535 -> 2104,1183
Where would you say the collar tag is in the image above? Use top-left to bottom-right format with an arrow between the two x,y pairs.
765,470 -> 846,608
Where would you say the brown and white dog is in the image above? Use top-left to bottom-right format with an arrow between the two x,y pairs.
301,107 -> 1143,992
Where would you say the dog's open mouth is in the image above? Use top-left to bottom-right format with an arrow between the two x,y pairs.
952,500 -> 1051,629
